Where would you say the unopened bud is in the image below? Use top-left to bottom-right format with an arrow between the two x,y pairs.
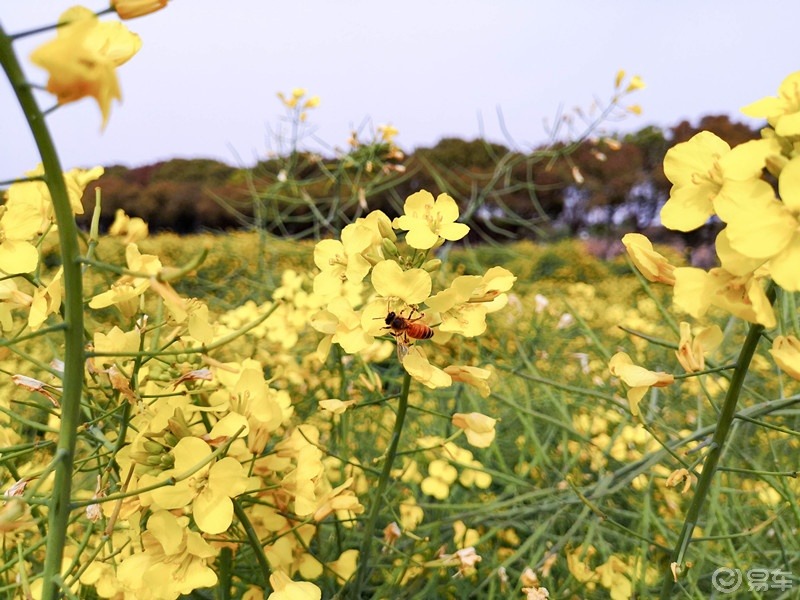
143,440 -> 164,454
381,238 -> 399,258
167,410 -> 192,439
131,451 -> 152,464
766,153 -> 789,179
163,432 -> 179,447
422,259 -> 442,273
377,216 -> 397,242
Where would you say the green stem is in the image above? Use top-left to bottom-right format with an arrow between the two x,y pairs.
352,370 -> 412,597
659,315 -> 767,598
232,498 -> 270,588
217,547 -> 232,600
0,26 -> 86,600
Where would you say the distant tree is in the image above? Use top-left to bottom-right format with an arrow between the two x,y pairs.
670,114 -> 760,146
414,137 -> 510,170
624,125 -> 670,226
149,158 -> 238,185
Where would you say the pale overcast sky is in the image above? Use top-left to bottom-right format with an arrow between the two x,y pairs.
1,1 -> 797,177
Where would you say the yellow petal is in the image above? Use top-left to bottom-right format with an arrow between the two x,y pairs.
768,234 -> 800,291
371,260 -> 431,304
770,335 -> 800,380
660,185 -> 716,232
194,489 -> 233,534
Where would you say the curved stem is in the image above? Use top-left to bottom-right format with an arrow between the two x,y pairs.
0,25 -> 86,600
659,312 -> 769,598
352,370 -> 412,597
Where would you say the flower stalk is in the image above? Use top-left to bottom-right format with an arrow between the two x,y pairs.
0,24 -> 86,600
352,370 -> 412,596
659,297 -> 772,598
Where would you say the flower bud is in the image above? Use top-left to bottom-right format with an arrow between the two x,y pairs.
377,215 -> 397,242
130,451 -> 151,464
143,440 -> 164,454
766,153 -> 789,178
112,0 -> 168,19
422,259 -> 442,273
381,238 -> 399,259
167,410 -> 192,439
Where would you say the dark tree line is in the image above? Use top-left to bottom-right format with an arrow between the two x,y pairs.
76,115 -> 761,240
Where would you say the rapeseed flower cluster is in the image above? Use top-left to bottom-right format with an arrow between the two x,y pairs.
310,190 -> 515,399
612,70 -> 800,403
607,71 -> 800,595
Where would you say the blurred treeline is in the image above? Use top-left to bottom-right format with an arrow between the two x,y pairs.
77,115 -> 759,241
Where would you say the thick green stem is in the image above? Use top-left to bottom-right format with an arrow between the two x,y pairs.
0,25 -> 86,600
233,498 -> 270,587
352,370 -> 412,597
659,316 -> 767,598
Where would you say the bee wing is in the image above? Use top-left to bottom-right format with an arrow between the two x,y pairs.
396,341 -> 410,362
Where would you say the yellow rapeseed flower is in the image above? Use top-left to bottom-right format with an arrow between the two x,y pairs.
267,571 -> 321,600
0,179 -> 44,274
402,349 -> 452,389
109,208 -> 149,243
451,412 -> 497,448
672,266 -> 776,328
112,0 -> 169,19
608,352 -> 674,416
421,458 -> 458,499
770,335 -> 800,380
370,259 -> 432,305
675,322 -> 722,373
660,131 -> 776,231
116,510 -> 218,596
393,190 -> 469,249
621,233 -> 675,285
741,71 -> 800,136
724,155 -> 800,290
30,6 -> 142,127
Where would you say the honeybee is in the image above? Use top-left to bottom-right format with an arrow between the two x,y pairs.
382,306 -> 434,360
